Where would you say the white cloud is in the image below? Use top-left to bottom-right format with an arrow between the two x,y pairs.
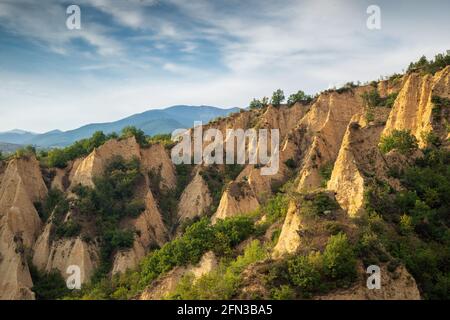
0,0 -> 450,132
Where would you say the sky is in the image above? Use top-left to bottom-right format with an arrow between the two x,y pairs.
0,0 -> 449,133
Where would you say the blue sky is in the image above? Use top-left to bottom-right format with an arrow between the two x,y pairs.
0,0 -> 449,133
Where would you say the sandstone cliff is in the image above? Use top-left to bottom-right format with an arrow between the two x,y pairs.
0,156 -> 47,299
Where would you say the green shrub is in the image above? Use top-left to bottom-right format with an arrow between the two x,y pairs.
431,95 -> 450,119
286,234 -> 357,296
29,264 -> 70,300
287,90 -> 312,106
407,53 -> 450,75
271,89 -> 285,107
44,131 -> 110,168
55,221 -> 81,239
399,214 -> 414,235
263,194 -> 289,223
139,216 -> 255,288
15,145 -> 36,159
322,233 -> 357,285
120,126 -> 148,147
284,158 -> 297,169
362,147 -> 450,299
249,98 -> 264,109
384,93 -> 398,108
300,192 -> 339,217
379,130 -> 418,155
319,163 -> 333,187
72,157 -> 145,280
362,90 -> 398,109
272,285 -> 295,300
34,188 -> 67,222
169,240 -> 267,300
362,89 -> 382,108
147,134 -> 174,148
287,252 -> 322,294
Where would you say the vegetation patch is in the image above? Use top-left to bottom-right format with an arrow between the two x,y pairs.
168,240 -> 268,300
29,262 -> 70,300
363,147 -> 450,299
71,156 -> 146,281
379,129 -> 418,155
407,52 -> 450,75
268,232 -> 357,299
319,162 -> 334,187
69,215 -> 256,299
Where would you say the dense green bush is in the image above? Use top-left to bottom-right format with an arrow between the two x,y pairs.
362,90 -> 398,109
271,285 -> 296,300
271,89 -> 285,107
363,147 -> 450,299
385,93 -> 399,108
29,263 -> 70,300
287,90 -> 312,106
284,158 -> 297,169
262,194 -> 289,223
15,145 -> 36,159
44,127 -> 151,169
379,130 -> 418,155
249,98 -> 264,109
300,192 -> 339,217
431,95 -> 450,119
72,156 -> 145,280
55,221 -> 82,239
44,131 -> 109,168
319,162 -> 333,187
168,240 -> 267,300
322,233 -> 357,285
138,216 -> 255,287
407,53 -> 450,75
286,233 -> 356,296
147,133 -> 174,148
287,252 -> 322,294
362,89 -> 382,108
34,188 -> 67,222
79,215 -> 256,300
120,126 -> 148,147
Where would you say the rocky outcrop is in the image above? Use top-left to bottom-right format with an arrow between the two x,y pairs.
32,222 -> 99,284
64,137 -> 173,275
212,181 -> 260,223
382,66 -> 450,146
316,263 -> 421,300
141,144 -> 176,191
69,137 -> 141,189
296,90 -> 367,191
327,119 -> 387,216
50,168 -> 67,192
112,190 -> 167,274
0,222 -> 35,300
177,170 -> 212,222
271,202 -> 302,258
0,156 -> 47,300
139,251 -> 217,300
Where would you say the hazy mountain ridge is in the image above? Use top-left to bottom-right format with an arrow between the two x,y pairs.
0,105 -> 239,149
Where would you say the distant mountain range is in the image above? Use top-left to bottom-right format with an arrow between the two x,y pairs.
0,105 -> 239,150
0,142 -> 23,154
